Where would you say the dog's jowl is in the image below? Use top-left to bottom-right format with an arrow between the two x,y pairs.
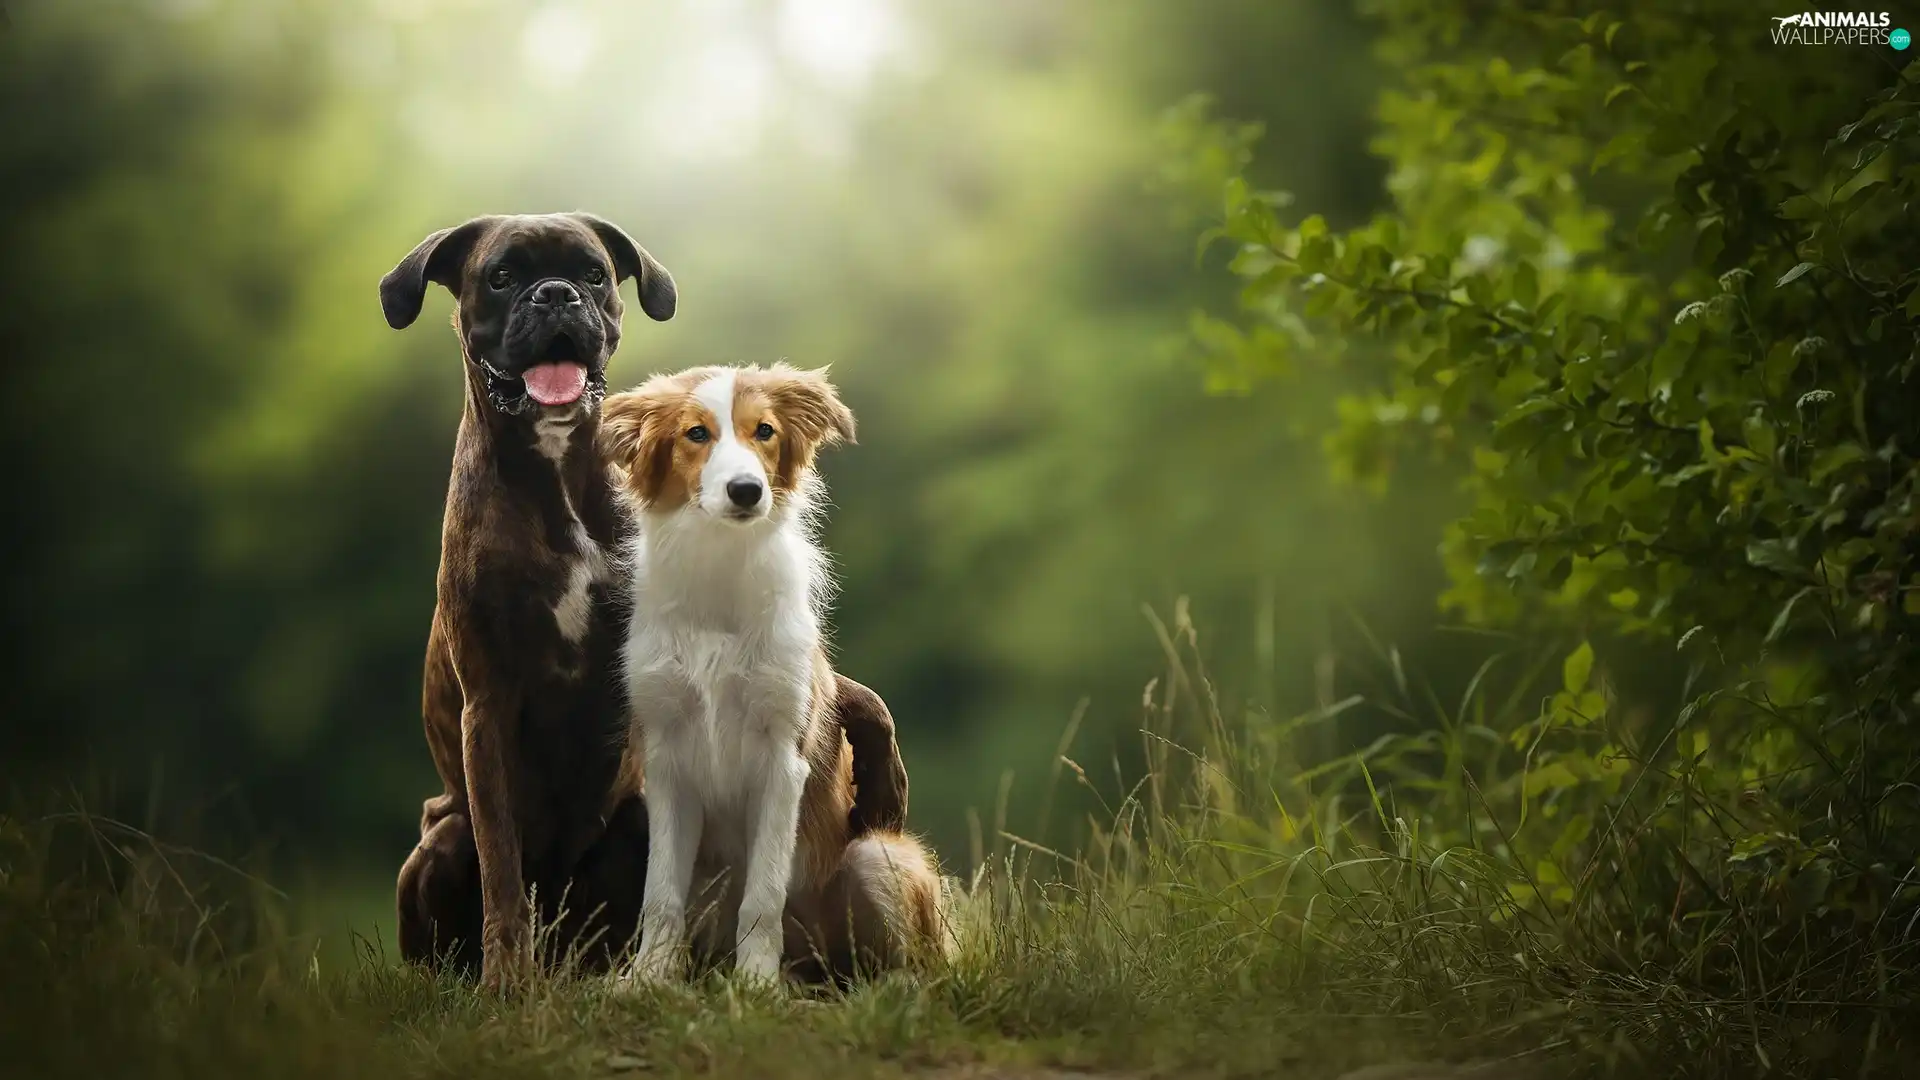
384,213 -> 674,991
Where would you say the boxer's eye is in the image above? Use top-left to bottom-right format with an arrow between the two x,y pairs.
584,266 -> 607,286
754,422 -> 775,441
687,425 -> 710,444
489,267 -> 513,290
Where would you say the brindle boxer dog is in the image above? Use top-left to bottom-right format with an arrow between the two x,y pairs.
381,213 -> 910,991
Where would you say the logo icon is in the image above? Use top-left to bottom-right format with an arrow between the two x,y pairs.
1894,27 -> 1912,48
1774,13 -> 1810,26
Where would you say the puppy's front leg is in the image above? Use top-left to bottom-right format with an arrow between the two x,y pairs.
627,676 -> 701,984
736,692 -> 809,983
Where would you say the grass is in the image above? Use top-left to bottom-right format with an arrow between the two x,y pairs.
3,607 -> 1914,1079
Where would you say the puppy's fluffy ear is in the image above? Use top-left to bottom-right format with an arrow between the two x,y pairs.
571,212 -> 677,324
765,365 -> 856,449
599,381 -> 679,504
379,218 -> 492,330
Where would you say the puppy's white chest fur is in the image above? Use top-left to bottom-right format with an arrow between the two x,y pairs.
622,519 -> 820,828
636,628 -> 803,860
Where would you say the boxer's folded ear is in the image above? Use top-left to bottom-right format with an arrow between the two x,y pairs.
380,217 -> 493,330
570,212 -> 677,324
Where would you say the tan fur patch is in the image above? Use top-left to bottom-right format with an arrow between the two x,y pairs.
599,366 -> 729,509
736,365 -> 857,498
794,650 -> 854,889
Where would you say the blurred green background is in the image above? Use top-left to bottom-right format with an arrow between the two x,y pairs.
0,0 -> 1462,941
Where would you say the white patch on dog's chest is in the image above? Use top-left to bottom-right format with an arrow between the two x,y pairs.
539,418 -> 608,646
533,412 -> 576,465
553,522 -> 607,646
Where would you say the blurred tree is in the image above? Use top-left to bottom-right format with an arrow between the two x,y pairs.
1,0 -> 1410,877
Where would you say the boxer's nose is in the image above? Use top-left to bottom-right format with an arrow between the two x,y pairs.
531,280 -> 581,306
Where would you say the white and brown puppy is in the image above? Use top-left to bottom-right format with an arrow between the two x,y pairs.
599,363 -> 946,986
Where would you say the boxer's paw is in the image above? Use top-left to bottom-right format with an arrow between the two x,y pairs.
480,924 -> 533,995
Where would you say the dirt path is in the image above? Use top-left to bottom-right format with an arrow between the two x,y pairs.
915,1062 -> 1553,1080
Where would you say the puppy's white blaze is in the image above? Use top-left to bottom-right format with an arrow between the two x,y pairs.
690,368 -> 769,516
692,368 -> 737,432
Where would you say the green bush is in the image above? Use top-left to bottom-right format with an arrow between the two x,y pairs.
1174,0 -> 1920,1062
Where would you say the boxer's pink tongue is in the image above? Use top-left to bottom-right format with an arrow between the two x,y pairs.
523,362 -> 587,406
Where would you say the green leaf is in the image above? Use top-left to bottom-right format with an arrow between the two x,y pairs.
1563,641 -> 1595,694
1763,341 -> 1801,396
1476,540 -> 1524,578
1697,418 -> 1720,465
1497,396 -> 1560,429
1775,261 -> 1817,287
1650,337 -> 1689,398
1193,227 -> 1230,267
1766,586 -> 1818,644
1604,83 -> 1637,109
1513,260 -> 1538,308
1747,538 -> 1804,577
1811,441 -> 1868,481
1224,176 -> 1250,217
1593,131 -> 1642,172
1544,554 -> 1573,590
1523,760 -> 1583,798
1466,273 -> 1495,309
1506,550 -> 1538,580
1778,195 -> 1822,221
1563,356 -> 1595,403
1694,218 -> 1724,266
1743,413 -> 1779,461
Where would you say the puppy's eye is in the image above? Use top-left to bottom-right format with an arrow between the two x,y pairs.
687,425 -> 710,444
584,266 -> 607,286
489,267 -> 513,290
754,422 -> 776,441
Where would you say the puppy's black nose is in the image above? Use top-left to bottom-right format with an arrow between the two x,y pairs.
726,478 -> 765,509
531,280 -> 582,306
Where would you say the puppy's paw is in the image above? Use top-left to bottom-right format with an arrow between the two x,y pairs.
619,945 -> 681,988
733,939 -> 784,988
